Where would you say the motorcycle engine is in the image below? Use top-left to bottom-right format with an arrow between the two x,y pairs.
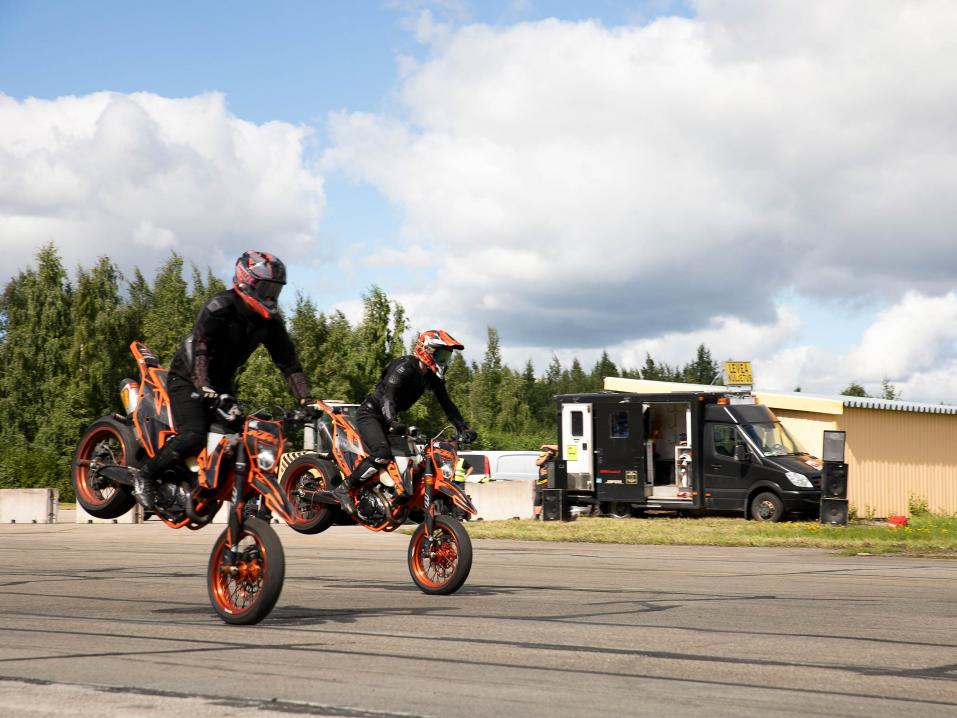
355,487 -> 389,525
154,481 -> 186,514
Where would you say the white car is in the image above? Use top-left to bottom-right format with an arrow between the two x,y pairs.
457,450 -> 540,482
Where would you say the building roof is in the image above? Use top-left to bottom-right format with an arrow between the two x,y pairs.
603,377 -> 957,416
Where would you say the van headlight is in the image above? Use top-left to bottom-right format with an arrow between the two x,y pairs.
257,447 -> 277,471
786,471 -> 813,488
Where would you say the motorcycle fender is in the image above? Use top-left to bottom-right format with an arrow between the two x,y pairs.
251,470 -> 297,524
436,481 -> 477,515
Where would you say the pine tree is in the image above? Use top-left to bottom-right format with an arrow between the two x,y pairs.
567,358 -> 588,392
590,350 -> 618,390
682,344 -> 719,384
0,245 -> 74,495
66,257 -> 131,420
880,377 -> 900,400
315,310 -> 357,400
471,327 -> 504,430
141,254 -> 194,363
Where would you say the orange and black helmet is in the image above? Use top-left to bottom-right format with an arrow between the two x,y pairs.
233,251 -> 286,319
414,330 -> 464,379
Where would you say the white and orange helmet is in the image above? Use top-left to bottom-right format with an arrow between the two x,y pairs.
414,329 -> 464,379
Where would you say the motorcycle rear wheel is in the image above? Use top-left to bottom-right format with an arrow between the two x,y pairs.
207,517 -> 285,625
281,455 -> 338,534
71,417 -> 137,519
407,515 -> 472,595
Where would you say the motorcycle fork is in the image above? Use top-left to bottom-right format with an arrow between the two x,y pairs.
423,465 -> 435,549
225,442 -> 248,564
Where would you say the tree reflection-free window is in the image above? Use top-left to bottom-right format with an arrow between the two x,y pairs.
610,410 -> 629,438
571,411 -> 583,437
712,424 -> 738,458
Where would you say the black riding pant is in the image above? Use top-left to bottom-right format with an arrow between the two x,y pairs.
344,406 -> 392,487
357,406 -> 392,461
141,374 -> 209,478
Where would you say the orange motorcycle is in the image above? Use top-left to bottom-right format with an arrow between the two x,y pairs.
281,399 -> 477,595
71,341 -> 298,625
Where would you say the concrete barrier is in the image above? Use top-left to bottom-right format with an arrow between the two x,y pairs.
466,480 -> 535,521
212,501 -> 280,524
0,489 -> 59,524
75,502 -> 143,524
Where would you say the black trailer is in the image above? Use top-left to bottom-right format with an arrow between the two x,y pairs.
550,391 -> 822,521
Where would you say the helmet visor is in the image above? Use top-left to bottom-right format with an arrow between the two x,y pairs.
252,279 -> 284,305
432,347 -> 454,366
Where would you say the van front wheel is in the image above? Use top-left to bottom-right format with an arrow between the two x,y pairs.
750,492 -> 784,522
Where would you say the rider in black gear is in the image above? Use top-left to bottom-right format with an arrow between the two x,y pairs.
132,251 -> 312,510
332,329 -> 476,515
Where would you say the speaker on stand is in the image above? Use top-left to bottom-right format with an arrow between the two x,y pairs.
820,430 -> 849,526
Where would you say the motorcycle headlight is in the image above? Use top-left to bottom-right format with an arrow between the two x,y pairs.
785,471 -> 813,488
257,447 -> 277,472
441,463 -> 453,480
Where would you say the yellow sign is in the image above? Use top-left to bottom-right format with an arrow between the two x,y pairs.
566,444 -> 578,461
723,361 -> 753,386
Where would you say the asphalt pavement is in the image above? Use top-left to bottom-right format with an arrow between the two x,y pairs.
1,514 -> 955,717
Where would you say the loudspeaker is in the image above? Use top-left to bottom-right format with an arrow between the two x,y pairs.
820,498 -> 849,526
822,462 -> 848,499
542,489 -> 570,522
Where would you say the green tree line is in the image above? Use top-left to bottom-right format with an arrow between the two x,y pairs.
1,246 -> 731,500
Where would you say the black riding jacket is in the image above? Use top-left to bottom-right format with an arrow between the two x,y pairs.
169,289 -> 308,400
362,355 -> 466,430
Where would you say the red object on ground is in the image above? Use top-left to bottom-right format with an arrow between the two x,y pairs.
887,515 -> 909,527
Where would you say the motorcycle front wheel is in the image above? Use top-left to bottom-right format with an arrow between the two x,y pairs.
207,517 -> 285,625
407,515 -> 473,595
71,417 -> 137,519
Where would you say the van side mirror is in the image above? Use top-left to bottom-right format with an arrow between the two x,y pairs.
734,443 -> 751,462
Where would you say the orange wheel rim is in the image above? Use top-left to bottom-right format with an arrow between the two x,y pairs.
75,426 -> 126,507
411,526 -> 459,589
210,529 -> 268,616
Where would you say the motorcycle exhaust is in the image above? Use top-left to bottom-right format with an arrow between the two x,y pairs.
92,464 -> 136,487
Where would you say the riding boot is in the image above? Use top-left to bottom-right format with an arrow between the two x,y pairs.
333,457 -> 381,516
130,468 -> 157,511
331,477 -> 358,516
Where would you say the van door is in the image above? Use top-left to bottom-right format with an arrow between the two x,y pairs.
703,422 -> 754,510
561,403 -> 593,491
593,401 -> 645,503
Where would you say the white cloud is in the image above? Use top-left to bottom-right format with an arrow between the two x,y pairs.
0,91 -> 324,283
324,1 -> 957,351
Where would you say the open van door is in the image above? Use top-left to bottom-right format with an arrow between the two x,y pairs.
561,403 -> 593,491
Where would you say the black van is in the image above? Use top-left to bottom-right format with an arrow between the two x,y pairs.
552,391 -> 822,521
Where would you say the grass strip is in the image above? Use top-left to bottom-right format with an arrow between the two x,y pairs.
462,513 -> 957,557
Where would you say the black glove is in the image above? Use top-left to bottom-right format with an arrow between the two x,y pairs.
461,428 -> 478,443
198,386 -> 219,402
301,402 -> 322,421
389,421 -> 408,436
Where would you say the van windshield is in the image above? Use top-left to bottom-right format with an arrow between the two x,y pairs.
741,422 -> 806,457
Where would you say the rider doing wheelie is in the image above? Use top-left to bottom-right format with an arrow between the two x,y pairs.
132,250 -> 312,509
331,329 -> 477,515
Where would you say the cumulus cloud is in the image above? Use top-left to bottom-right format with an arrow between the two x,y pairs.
0,91 -> 324,282
324,0 -> 957,353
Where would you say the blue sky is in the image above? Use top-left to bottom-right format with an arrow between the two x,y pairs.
1,1 -> 955,400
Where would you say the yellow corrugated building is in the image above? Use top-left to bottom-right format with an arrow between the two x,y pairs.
604,378 -> 957,517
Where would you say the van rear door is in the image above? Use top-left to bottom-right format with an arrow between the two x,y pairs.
561,403 -> 593,491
